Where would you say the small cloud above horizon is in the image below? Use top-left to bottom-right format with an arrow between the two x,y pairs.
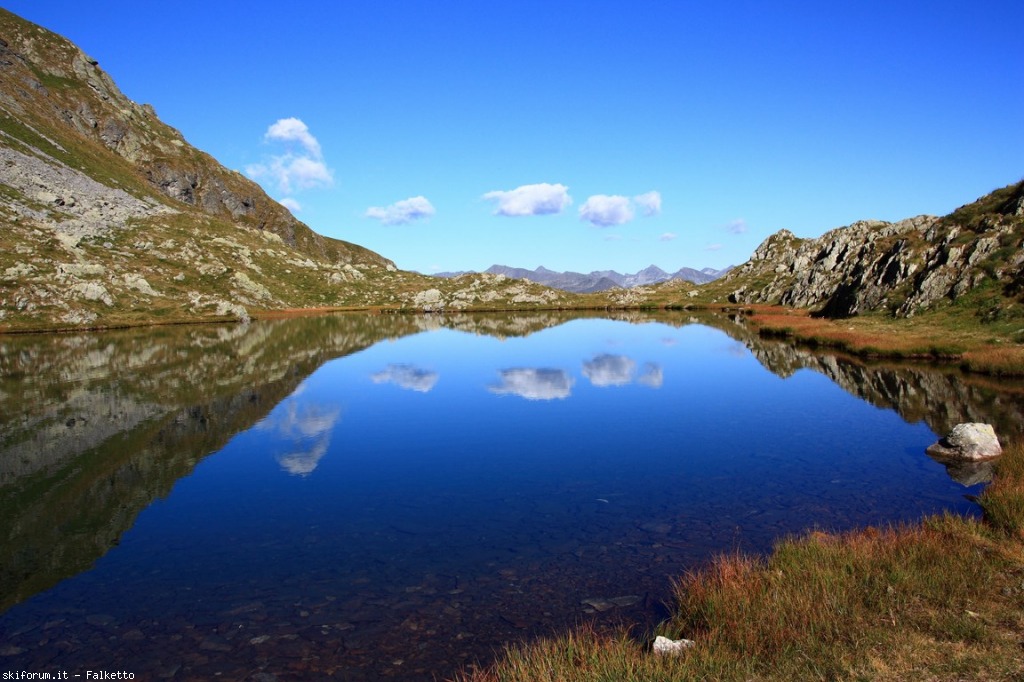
705,243 -> 724,251
365,196 -> 436,225
580,195 -> 634,227
634,191 -> 662,217
659,232 -> 677,241
578,190 -> 661,227
482,183 -> 572,217
246,117 -> 333,194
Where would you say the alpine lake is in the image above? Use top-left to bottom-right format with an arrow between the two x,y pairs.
2,310 -> 1022,681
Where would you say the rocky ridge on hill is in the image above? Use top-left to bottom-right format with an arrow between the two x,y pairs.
720,181 -> 1024,320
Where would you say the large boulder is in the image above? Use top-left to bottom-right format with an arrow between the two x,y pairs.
926,423 -> 1002,461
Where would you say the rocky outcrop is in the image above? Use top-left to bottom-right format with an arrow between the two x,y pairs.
724,182 -> 1024,318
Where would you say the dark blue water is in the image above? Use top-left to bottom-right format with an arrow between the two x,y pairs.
0,315 -> 997,680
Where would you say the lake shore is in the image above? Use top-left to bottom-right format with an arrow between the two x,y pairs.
456,438 -> 1024,682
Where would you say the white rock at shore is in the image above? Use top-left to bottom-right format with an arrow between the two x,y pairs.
926,423 -> 1002,461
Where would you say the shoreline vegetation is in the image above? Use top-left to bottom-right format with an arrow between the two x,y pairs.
455,439 -> 1024,682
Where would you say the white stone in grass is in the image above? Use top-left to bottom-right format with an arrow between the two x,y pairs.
652,635 -> 694,656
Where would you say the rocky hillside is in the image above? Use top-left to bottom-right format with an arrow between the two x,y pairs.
717,181 -> 1024,320
0,10 -> 595,330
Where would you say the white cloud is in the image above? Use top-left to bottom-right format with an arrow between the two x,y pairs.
705,243 -> 724,251
489,368 -> 574,400
371,364 -> 439,392
659,232 -> 677,242
482,183 -> 571,217
265,117 -> 322,157
726,219 -> 748,234
604,234 -> 623,241
365,196 -> 436,225
246,117 -> 333,194
579,195 -> 634,227
634,191 -> 662,217
279,197 -> 301,213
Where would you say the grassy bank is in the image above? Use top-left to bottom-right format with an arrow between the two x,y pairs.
457,441 -> 1024,682
742,306 -> 1024,377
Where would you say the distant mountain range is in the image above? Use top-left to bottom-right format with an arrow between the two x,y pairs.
431,264 -> 734,293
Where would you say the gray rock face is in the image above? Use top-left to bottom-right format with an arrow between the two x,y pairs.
0,144 -> 174,238
722,183 -> 1024,318
926,423 -> 1003,461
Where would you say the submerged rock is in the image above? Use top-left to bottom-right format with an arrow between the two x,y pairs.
926,423 -> 1002,461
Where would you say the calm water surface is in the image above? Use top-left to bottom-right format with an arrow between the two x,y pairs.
1,312 -> 1020,680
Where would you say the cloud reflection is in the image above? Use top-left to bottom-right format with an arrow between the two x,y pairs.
257,401 -> 341,476
637,362 -> 664,388
371,363 -> 439,393
582,354 -> 636,387
582,354 -> 663,388
489,368 -> 574,400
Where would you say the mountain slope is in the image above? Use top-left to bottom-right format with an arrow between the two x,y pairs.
712,181 -> 1024,321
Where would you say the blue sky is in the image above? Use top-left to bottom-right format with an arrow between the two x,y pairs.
6,1 -> 1023,273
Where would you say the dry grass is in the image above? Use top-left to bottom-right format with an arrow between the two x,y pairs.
746,307 -> 964,358
740,306 -> 1024,376
962,347 -> 1024,378
457,442 -> 1024,682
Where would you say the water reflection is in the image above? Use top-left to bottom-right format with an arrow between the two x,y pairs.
580,353 -> 663,389
582,353 -> 636,387
0,310 -> 1022,681
257,399 -> 342,476
371,363 -> 440,393
489,367 -> 574,400
637,362 -> 663,388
